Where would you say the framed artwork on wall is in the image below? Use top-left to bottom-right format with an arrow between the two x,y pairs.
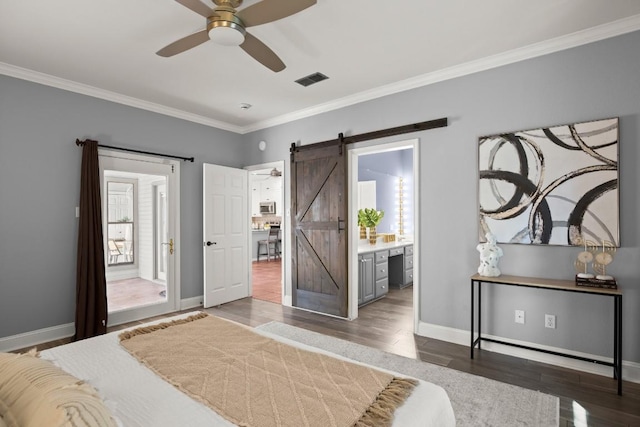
478,117 -> 619,246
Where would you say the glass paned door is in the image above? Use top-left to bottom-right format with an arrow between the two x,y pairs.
100,150 -> 179,326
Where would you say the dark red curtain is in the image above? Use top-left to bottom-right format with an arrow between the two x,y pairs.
74,139 -> 108,340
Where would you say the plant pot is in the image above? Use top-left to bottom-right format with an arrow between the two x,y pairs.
359,226 -> 367,239
369,226 -> 377,245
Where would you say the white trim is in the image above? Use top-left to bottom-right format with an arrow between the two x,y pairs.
283,294 -> 293,306
3,311 -> 638,385
418,321 -> 640,384
0,323 -> 75,353
348,139 -> 419,325
244,161 -> 287,306
2,15 -> 640,134
0,295 -> 201,353
0,62 -> 243,134
172,163 -> 182,312
242,14 -> 640,133
180,296 -> 203,311
99,149 -> 182,325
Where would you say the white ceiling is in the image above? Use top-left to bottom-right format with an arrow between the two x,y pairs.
2,1 -> 640,134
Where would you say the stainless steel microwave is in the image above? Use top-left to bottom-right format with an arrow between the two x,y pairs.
259,201 -> 275,214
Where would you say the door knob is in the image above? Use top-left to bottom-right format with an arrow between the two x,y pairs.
206,241 -> 217,246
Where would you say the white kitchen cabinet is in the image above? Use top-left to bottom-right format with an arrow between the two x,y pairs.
251,175 -> 282,216
259,177 -> 282,214
250,177 -> 261,217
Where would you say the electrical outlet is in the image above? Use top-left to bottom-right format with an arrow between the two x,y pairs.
545,314 -> 556,329
515,310 -> 525,324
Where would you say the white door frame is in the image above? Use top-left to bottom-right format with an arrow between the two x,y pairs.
153,181 -> 168,282
244,160 -> 288,305
99,149 -> 181,326
347,138 -> 420,331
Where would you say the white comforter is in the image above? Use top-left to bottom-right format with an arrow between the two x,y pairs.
41,315 -> 455,427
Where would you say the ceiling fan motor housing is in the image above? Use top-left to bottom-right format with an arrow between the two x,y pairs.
207,10 -> 246,46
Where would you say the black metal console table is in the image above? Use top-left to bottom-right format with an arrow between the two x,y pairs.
470,273 -> 623,395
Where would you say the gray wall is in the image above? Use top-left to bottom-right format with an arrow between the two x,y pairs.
244,30 -> 640,364
0,76 -> 246,337
1,30 -> 638,364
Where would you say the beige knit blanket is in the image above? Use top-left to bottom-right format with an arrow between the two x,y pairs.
119,313 -> 417,427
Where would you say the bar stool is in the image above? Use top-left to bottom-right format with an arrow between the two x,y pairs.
257,226 -> 281,261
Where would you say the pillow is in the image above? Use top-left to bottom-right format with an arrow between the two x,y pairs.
0,350 -> 117,427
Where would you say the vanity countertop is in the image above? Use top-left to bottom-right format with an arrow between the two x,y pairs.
357,238 -> 413,254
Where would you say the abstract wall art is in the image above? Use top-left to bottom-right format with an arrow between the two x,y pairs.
478,117 -> 619,246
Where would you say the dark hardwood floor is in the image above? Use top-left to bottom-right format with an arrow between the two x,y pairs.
24,285 -> 640,426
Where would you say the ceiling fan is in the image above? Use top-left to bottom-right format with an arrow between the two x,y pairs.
157,0 -> 316,72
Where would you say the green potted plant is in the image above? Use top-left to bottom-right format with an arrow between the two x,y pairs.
362,208 -> 384,244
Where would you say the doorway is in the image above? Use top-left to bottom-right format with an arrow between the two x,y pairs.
246,161 -> 285,305
99,150 -> 181,325
348,139 -> 419,330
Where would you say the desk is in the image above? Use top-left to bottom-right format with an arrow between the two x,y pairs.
470,273 -> 623,395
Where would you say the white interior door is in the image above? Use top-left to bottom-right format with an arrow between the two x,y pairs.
203,163 -> 249,307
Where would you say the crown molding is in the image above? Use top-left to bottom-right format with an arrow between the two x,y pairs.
2,14 -> 639,135
243,14 -> 640,133
0,62 -> 244,134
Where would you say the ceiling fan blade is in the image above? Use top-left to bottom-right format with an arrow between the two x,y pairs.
156,30 -> 209,57
240,32 -> 285,72
237,0 -> 316,28
175,0 -> 216,18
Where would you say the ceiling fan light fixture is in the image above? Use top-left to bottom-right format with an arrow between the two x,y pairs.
207,20 -> 246,46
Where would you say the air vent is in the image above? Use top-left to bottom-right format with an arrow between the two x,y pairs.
295,72 -> 329,87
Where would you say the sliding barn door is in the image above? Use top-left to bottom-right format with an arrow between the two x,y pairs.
290,140 -> 348,317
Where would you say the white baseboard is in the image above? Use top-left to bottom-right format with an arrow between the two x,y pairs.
180,295 -> 203,310
283,294 -> 292,307
417,321 -> 640,384
105,268 -> 139,282
9,308 -> 636,385
0,296 -> 205,353
0,322 -> 75,353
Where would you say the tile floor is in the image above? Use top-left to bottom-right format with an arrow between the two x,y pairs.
107,277 -> 166,312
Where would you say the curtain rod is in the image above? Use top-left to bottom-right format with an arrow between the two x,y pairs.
75,139 -> 194,162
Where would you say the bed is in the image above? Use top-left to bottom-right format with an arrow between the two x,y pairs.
2,313 -> 455,427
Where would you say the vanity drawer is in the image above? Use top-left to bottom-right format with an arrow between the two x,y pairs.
404,255 -> 413,270
375,250 -> 389,263
404,245 -> 413,256
389,247 -> 404,257
404,269 -> 414,285
376,263 -> 388,279
376,278 -> 389,297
